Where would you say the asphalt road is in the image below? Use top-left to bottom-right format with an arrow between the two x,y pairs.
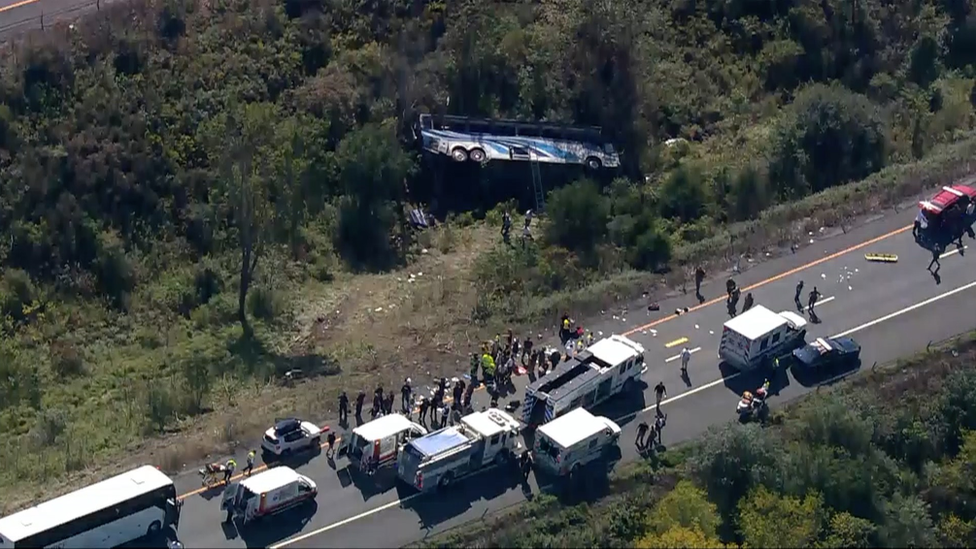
146,211 -> 976,549
0,0 -> 109,40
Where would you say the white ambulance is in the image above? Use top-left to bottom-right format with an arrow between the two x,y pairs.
718,305 -> 807,371
533,408 -> 621,477
346,414 -> 427,475
220,466 -> 316,525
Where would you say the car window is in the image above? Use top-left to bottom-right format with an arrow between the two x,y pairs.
284,431 -> 304,442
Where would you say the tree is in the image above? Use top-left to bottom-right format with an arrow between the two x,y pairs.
818,512 -> 876,548
659,164 -> 708,222
270,115 -> 318,260
768,84 -> 887,199
334,121 -> 416,270
545,179 -> 611,253
737,486 -> 825,548
636,526 -> 724,549
204,102 -> 281,336
647,480 -> 721,537
691,424 -> 786,515
880,493 -> 937,548
937,514 -> 976,547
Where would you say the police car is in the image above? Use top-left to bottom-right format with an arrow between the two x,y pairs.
261,418 -> 323,456
791,337 -> 861,370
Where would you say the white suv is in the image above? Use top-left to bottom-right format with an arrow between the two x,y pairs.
261,418 -> 322,456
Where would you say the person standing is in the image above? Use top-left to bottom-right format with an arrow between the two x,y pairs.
338,391 -> 349,425
326,431 -> 337,458
808,287 -> 821,318
636,421 -> 649,448
244,450 -> 256,477
654,413 -> 667,445
223,459 -> 236,484
794,280 -> 804,311
742,292 -> 754,312
418,395 -> 430,425
694,266 -> 705,297
680,347 -> 691,374
401,379 -> 413,413
355,391 -> 366,421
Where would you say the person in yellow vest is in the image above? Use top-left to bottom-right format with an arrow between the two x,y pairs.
586,332 -> 594,347
224,458 -> 236,483
245,450 -> 256,477
575,338 -> 585,353
481,353 -> 496,379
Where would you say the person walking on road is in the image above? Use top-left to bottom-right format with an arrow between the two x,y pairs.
808,287 -> 821,319
928,244 -> 943,272
680,347 -> 691,374
223,458 -> 236,484
694,265 -> 705,299
654,413 -> 667,445
636,421 -> 649,449
654,382 -> 667,408
244,450 -> 256,477
794,280 -> 804,311
338,391 -> 349,425
326,431 -> 337,458
742,292 -> 754,312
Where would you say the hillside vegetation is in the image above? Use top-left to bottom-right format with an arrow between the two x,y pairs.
2,0 -> 976,506
424,333 -> 976,548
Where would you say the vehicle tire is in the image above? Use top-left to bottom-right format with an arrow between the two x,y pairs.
438,472 -> 455,490
585,157 -> 602,170
494,450 -> 511,466
469,148 -> 487,163
451,147 -> 469,162
147,520 -> 162,536
311,437 -> 321,448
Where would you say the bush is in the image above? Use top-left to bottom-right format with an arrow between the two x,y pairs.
545,179 -> 611,252
0,269 -> 38,321
247,286 -> 283,321
49,340 -> 86,378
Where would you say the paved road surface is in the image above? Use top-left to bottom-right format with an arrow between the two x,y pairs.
0,0 -> 106,40
150,211 -> 976,549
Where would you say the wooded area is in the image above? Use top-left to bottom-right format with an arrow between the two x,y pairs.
1,0 -> 975,501
426,333 -> 976,548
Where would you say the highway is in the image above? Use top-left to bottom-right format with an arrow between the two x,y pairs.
143,210 -> 976,549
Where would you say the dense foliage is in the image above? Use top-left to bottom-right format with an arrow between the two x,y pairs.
426,336 -> 976,548
1,0 -> 976,497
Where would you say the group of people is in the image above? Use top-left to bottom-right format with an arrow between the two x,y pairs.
335,376 -> 472,430
793,280 -> 822,320
501,210 -> 534,246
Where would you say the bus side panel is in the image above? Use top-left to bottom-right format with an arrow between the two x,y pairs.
58,506 -> 165,549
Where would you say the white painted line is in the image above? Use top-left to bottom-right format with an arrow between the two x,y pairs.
617,279 -> 976,423
270,279 -> 976,549
941,245 -> 968,259
665,347 -> 702,363
808,295 -> 836,310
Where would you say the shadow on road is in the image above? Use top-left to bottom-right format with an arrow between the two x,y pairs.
588,382 -> 648,428
231,500 -> 318,548
264,443 -> 323,470
398,463 -> 523,529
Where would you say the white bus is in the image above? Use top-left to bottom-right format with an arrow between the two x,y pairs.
418,114 -> 620,170
0,465 -> 182,549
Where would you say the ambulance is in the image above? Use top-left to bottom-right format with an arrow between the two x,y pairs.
346,413 -> 427,475
220,466 -> 316,525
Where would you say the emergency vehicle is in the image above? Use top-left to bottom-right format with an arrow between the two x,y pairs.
523,335 -> 646,427
396,408 -> 523,492
718,305 -> 807,371
916,184 -> 976,244
220,466 -> 317,525
533,408 -> 621,477
346,414 -> 427,475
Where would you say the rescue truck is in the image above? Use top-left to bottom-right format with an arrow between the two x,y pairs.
523,334 -> 646,427
220,466 -> 317,525
396,408 -> 523,492
346,414 -> 427,475
718,305 -> 807,371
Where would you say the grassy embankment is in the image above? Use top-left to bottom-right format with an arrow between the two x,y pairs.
421,331 -> 976,548
3,0 -> 976,512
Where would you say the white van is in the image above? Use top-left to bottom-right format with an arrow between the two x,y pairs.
220,466 -> 316,525
718,305 -> 807,371
346,414 -> 427,474
533,408 -> 621,476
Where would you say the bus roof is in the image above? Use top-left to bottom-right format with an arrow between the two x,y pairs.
421,113 -> 605,137
0,465 -> 173,542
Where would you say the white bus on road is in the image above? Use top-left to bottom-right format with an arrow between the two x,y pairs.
0,465 -> 182,548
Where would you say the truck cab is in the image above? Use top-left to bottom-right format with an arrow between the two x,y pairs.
533,408 -> 621,476
346,414 -> 427,475
719,305 -> 807,371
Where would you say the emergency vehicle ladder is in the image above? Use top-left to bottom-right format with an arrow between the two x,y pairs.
530,155 -> 545,213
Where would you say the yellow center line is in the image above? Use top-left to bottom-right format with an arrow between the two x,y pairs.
0,0 -> 43,13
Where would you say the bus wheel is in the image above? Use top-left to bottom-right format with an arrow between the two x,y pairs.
585,157 -> 602,170
147,520 -> 162,536
451,147 -> 469,162
469,148 -> 487,163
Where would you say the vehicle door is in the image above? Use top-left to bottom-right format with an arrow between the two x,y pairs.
221,483 -> 240,511
283,429 -> 305,450
469,439 -> 488,470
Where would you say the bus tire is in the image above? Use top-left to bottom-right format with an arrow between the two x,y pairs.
469,148 -> 487,163
451,147 -> 469,162
147,520 -> 162,536
585,157 -> 602,170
